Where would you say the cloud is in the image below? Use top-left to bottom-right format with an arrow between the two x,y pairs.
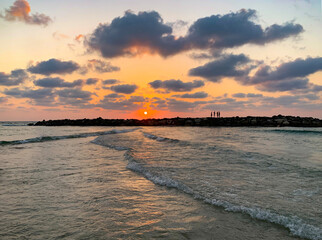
257,78 -> 310,92
56,89 -> 94,107
110,84 -> 138,94
105,93 -> 122,98
186,9 -> 303,49
0,69 -> 28,86
248,57 -> 322,84
97,95 -> 145,110
86,9 -> 303,58
189,54 -> 253,82
75,34 -> 84,42
0,0 -> 52,26
53,32 -> 69,40
232,93 -> 264,98
0,97 -> 8,104
234,57 -> 322,92
34,77 -> 84,88
56,88 -> 93,100
247,93 -> 263,98
174,91 -> 208,98
4,87 -> 54,99
102,79 -> 119,85
149,79 -> 204,92
87,59 -> 120,73
232,93 -> 246,98
167,99 -> 199,112
86,78 -> 99,85
86,10 -> 187,58
312,85 -> 322,92
28,59 -> 80,76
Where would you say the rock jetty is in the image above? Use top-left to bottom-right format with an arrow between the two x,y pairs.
30,115 -> 322,127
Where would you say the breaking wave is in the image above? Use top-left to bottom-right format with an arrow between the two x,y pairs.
94,138 -> 322,240
0,128 -> 139,146
143,132 -> 179,142
267,129 -> 322,135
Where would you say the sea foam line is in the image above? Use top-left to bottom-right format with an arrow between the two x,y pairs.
0,128 -> 140,146
142,132 -> 179,142
94,140 -> 322,240
126,153 -> 322,240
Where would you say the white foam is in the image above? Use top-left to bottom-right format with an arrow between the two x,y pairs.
92,137 -> 322,240
143,132 -> 179,142
125,151 -> 322,240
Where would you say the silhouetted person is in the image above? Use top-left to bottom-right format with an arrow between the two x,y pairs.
218,111 -> 221,118
214,111 -> 216,118
211,112 -> 213,118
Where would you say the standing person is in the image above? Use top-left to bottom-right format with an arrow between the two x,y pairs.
211,112 -> 213,118
218,111 -> 221,118
214,111 -> 216,118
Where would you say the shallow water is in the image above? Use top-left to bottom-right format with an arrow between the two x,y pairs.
0,124 -> 321,239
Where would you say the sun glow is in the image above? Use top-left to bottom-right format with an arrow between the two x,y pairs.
144,111 -> 148,115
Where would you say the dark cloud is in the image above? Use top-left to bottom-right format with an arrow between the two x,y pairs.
86,10 -> 187,58
257,78 -> 310,92
110,84 -> 138,94
189,52 -> 215,60
232,93 -> 246,98
34,77 -> 83,88
0,0 -> 52,26
0,69 -> 28,86
28,59 -> 80,76
105,93 -> 122,98
86,78 -> 99,85
247,93 -> 263,98
175,91 -> 208,98
186,9 -> 303,49
87,59 -> 120,73
167,99 -> 199,112
102,79 -> 119,85
151,97 -> 168,109
302,94 -> 319,100
97,95 -> 145,110
232,93 -> 264,98
234,57 -> 322,92
312,85 -> 322,92
128,95 -> 147,102
3,87 -> 54,99
247,57 -> 322,84
149,79 -> 204,92
56,89 -> 93,100
189,54 -> 253,82
0,97 -> 8,103
86,10 -> 303,58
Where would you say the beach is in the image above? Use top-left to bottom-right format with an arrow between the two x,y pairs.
1,123 -> 321,239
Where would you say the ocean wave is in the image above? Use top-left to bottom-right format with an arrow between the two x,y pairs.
0,128 -> 139,146
91,134 -> 322,240
1,123 -> 29,126
267,129 -> 322,135
124,149 -> 321,240
142,132 -> 179,142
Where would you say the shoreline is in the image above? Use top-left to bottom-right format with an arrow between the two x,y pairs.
30,115 -> 322,127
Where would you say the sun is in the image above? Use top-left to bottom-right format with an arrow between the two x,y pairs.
144,111 -> 148,115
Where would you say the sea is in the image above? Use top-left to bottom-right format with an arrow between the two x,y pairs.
0,122 -> 321,240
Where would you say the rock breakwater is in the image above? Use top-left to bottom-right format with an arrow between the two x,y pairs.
30,115 -> 322,127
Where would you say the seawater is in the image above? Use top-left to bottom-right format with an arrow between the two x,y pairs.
0,123 -> 321,240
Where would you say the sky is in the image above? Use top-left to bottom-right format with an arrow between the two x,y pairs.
0,0 -> 321,120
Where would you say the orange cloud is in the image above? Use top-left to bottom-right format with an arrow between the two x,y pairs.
75,34 -> 84,42
0,0 -> 52,26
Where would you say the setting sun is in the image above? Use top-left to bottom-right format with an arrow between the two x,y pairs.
144,111 -> 148,115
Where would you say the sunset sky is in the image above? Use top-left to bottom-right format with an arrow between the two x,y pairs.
0,0 -> 321,120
